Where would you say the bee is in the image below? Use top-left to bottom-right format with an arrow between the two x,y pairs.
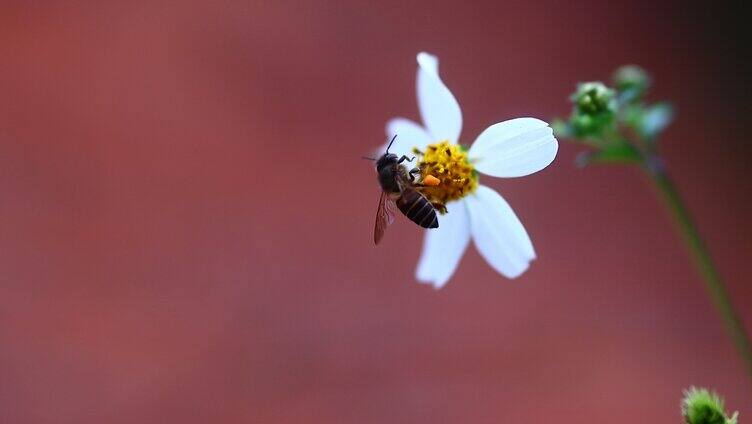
367,135 -> 440,244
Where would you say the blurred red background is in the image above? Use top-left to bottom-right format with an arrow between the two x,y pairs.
1,1 -> 750,422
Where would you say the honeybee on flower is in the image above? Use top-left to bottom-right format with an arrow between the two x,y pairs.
375,52 -> 558,288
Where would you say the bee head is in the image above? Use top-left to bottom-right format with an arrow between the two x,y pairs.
375,152 -> 398,171
376,134 -> 399,168
364,134 -> 399,170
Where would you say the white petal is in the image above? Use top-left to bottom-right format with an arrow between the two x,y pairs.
416,52 -> 462,143
415,200 -> 471,288
468,118 -> 558,178
382,118 -> 432,158
466,185 -> 536,279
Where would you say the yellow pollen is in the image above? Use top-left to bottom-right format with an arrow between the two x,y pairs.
412,141 -> 478,209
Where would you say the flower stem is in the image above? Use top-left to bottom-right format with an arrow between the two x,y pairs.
644,161 -> 752,384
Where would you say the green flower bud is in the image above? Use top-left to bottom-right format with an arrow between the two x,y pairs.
570,113 -> 605,138
572,82 -> 615,115
682,387 -> 738,424
570,113 -> 595,134
613,65 -> 650,96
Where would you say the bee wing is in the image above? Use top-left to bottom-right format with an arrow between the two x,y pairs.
374,191 -> 396,244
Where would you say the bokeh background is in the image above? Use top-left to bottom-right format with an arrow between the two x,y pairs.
1,1 -> 750,422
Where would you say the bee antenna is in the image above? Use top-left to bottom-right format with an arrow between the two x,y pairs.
361,156 -> 376,161
385,134 -> 397,153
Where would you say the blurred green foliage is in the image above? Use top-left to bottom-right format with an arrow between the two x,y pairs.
554,64 -> 673,168
682,387 -> 738,424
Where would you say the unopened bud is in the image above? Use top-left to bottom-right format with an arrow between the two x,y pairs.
572,82 -> 615,115
613,65 -> 650,95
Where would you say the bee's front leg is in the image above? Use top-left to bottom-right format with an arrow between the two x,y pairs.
397,155 -> 415,164
408,167 -> 421,183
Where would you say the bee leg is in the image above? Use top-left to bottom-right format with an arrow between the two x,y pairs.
397,155 -> 415,164
408,168 -> 420,183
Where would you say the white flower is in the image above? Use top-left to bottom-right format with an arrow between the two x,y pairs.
382,52 -> 558,288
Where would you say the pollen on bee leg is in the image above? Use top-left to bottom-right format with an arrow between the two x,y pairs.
423,175 -> 441,186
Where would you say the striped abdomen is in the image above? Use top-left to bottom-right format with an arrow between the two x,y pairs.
396,188 -> 439,229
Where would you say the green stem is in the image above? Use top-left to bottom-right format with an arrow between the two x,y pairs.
644,162 -> 752,384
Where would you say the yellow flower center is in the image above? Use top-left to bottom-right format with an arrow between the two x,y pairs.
412,141 -> 478,210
